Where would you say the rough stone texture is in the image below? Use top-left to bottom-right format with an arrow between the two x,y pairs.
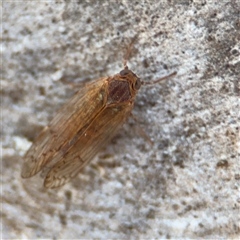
2,1 -> 239,239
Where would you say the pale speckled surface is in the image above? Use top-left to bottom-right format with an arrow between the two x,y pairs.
2,1 -> 240,239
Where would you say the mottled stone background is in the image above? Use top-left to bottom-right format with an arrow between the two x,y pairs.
2,0 -> 239,239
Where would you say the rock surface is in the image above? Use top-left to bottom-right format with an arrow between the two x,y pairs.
2,1 -> 239,239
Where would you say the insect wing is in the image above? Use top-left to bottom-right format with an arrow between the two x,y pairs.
44,101 -> 134,188
21,77 -> 107,178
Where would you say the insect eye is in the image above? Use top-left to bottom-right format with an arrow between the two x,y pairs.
120,69 -> 130,76
135,78 -> 141,90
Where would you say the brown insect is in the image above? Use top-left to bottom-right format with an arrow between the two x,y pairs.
21,42 -> 177,188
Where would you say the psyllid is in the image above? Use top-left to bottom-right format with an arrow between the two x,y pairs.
21,41 -> 177,188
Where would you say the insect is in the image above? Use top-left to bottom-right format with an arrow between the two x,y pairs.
21,41 -> 177,188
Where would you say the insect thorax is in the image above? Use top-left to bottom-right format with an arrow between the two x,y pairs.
107,79 -> 132,104
107,67 -> 141,104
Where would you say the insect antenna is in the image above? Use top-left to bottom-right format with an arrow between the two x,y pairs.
123,35 -> 138,69
141,71 -> 177,86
